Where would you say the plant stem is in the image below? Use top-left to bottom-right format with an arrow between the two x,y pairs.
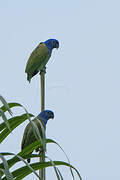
39,67 -> 46,180
40,68 -> 45,111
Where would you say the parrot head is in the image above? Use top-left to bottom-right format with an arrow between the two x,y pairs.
52,39 -> 59,49
37,110 -> 54,126
44,39 -> 59,52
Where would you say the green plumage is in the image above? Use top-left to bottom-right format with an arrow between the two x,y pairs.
25,43 -> 50,82
21,116 -> 45,163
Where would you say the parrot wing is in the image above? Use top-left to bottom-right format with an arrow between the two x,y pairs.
21,118 -> 45,163
25,43 -> 50,82
21,123 -> 32,150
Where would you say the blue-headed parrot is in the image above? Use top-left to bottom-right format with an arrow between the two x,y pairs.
21,110 -> 54,163
25,39 -> 59,82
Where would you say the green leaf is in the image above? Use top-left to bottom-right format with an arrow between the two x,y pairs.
0,141 -> 43,170
0,153 -> 62,180
0,113 -> 34,132
0,154 -> 13,180
0,102 -> 23,114
45,156 -> 61,180
0,96 -> 12,116
0,168 -> 4,178
0,113 -> 34,142
0,138 -> 76,170
0,109 -> 11,133
1,153 -> 41,180
36,118 -> 46,150
1,161 -> 82,180
56,168 -> 64,180
16,154 -> 41,180
0,139 -> 82,180
46,139 -> 75,179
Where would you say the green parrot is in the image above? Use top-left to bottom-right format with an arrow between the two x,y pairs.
25,39 -> 59,82
21,110 -> 54,163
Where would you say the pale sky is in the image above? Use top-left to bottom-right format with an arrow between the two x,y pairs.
0,0 -> 120,179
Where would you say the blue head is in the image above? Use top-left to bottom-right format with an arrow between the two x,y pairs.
37,110 -> 54,126
44,39 -> 59,53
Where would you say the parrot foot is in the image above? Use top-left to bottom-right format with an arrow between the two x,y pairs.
40,66 -> 46,74
35,147 -> 44,154
39,148 -> 44,154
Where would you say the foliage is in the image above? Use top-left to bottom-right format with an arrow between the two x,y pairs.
0,95 -> 82,180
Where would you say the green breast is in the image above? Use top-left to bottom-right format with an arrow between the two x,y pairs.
25,43 -> 51,74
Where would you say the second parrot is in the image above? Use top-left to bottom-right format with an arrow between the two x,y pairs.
21,110 -> 54,163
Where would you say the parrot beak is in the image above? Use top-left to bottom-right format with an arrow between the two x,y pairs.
51,114 -> 54,119
56,43 -> 59,49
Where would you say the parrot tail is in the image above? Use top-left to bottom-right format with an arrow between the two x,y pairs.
27,74 -> 31,83
27,70 -> 39,83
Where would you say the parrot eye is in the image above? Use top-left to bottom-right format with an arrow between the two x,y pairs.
52,40 -> 55,45
46,111 -> 50,115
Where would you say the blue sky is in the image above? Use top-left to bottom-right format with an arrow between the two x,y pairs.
0,0 -> 120,179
